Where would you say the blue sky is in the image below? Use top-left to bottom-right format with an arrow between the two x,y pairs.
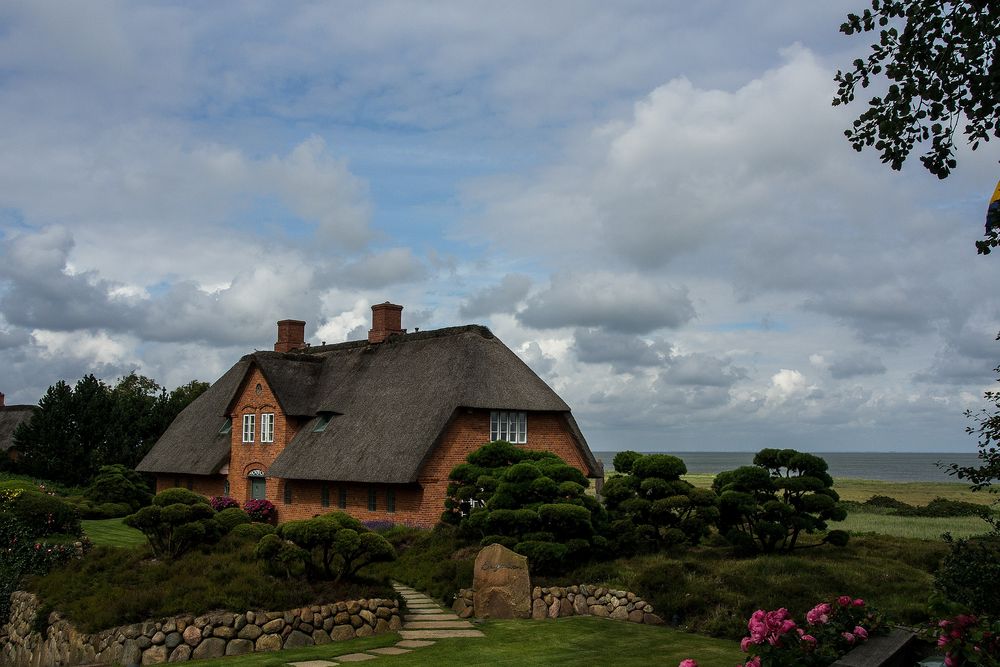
0,1 -> 997,453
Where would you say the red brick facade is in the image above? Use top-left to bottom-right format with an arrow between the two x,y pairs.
155,371 -> 596,527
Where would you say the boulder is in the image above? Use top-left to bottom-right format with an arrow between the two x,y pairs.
163,632 -> 182,650
182,625 -> 202,647
560,598 -> 574,617
261,618 -> 285,634
167,644 -> 191,662
237,624 -> 262,641
331,625 -> 356,641
192,638 -> 226,660
313,629 -> 332,644
643,613 -> 665,626
610,606 -> 629,621
255,634 -> 282,652
284,630 -> 314,648
573,594 -> 589,616
225,639 -> 254,656
141,645 -> 168,664
472,543 -> 531,619
531,598 -> 547,620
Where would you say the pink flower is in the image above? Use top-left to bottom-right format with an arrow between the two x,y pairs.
740,637 -> 753,652
806,603 -> 831,625
853,598 -> 865,607
800,634 -> 817,644
842,631 -> 856,644
679,660 -> 698,667
838,595 -> 852,607
854,626 -> 868,641
945,654 -> 956,667
744,658 -> 761,667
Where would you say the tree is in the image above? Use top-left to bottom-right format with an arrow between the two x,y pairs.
13,373 -> 209,484
84,464 -> 153,511
255,512 -> 395,581
123,488 -> 221,560
603,452 -> 719,554
714,448 -> 849,554
442,441 -> 608,574
833,1 -> 999,184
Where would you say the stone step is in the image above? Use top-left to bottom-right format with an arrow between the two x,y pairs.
403,621 -> 475,630
399,629 -> 485,639
368,647 -> 412,656
396,640 -> 436,648
405,613 -> 459,621
406,608 -> 446,615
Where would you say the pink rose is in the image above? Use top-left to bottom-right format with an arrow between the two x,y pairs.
740,637 -> 753,652
744,658 -> 761,667
945,654 -> 956,667
842,631 -> 856,644
854,626 -> 868,640
853,598 -> 865,607
678,660 -> 698,667
838,595 -> 852,607
806,603 -> 831,625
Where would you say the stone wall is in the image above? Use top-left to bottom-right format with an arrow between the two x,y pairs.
0,590 -> 401,666
453,584 -> 664,625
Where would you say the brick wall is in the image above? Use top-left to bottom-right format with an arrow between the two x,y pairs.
226,367 -> 301,518
154,473 -> 225,497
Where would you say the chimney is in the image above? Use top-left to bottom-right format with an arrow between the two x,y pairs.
368,302 -> 405,343
0,392 -> 4,407
274,320 -> 306,353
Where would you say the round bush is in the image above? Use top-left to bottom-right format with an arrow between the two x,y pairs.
4,491 -> 81,537
229,522 -> 276,541
216,507 -> 251,533
153,488 -> 209,507
632,454 -> 687,481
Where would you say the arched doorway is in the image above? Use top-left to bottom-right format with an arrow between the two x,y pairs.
248,469 -> 266,500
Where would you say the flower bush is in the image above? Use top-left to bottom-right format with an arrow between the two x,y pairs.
210,495 -> 240,512
737,596 -> 884,667
243,498 -> 277,523
931,612 -> 1000,666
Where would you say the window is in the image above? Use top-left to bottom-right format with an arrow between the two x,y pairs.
283,481 -> 292,504
321,483 -> 330,508
224,480 -> 230,496
367,487 -> 377,511
313,413 -> 333,432
242,414 -> 255,443
338,487 -> 348,509
261,413 -> 275,443
219,418 -> 232,434
490,411 -> 527,444
386,488 -> 396,513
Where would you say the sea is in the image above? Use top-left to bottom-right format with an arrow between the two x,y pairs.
593,451 -> 984,483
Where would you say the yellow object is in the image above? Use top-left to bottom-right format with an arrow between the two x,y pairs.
991,179 -> 1000,205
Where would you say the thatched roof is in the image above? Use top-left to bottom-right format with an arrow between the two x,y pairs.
138,325 -> 601,481
136,359 -> 250,475
0,406 -> 35,453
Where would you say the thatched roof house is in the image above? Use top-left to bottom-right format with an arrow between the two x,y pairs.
0,393 -> 35,462
137,303 -> 602,526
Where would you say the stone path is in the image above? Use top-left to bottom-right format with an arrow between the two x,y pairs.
285,583 -> 483,666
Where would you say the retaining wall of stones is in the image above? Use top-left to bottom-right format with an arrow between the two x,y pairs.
453,584 -> 664,625
0,590 -> 401,666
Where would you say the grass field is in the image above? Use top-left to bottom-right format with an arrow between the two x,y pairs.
837,512 -> 992,539
80,518 -> 146,548
184,617 -> 742,667
682,473 -> 996,505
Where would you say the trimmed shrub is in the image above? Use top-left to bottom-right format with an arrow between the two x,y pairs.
229,522 -> 276,541
215,507 -> 251,533
124,488 -> 220,559
83,465 -> 152,511
4,490 -> 81,538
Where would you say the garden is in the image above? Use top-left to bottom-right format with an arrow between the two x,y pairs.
0,441 -> 997,666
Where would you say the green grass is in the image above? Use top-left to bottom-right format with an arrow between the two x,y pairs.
839,511 -> 993,540
682,473 -> 995,506
185,617 -> 742,666
81,518 -> 146,548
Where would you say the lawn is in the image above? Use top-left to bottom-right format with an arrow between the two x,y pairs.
184,617 -> 742,667
80,518 -> 146,548
838,511 -> 993,540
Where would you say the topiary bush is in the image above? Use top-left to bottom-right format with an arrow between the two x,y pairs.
215,507 -> 251,533
3,490 -> 81,538
83,465 -> 152,511
604,451 -> 719,555
442,440 -> 605,574
714,448 -> 848,554
124,488 -> 220,559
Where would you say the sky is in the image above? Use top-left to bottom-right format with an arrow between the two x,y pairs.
0,1 -> 997,454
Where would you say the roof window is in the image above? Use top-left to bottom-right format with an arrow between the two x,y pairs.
219,418 -> 232,434
313,413 -> 334,432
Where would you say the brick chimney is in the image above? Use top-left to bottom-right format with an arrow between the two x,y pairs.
274,320 -> 306,353
368,303 -> 405,343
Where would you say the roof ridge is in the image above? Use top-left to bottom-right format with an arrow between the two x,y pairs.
300,324 -> 494,356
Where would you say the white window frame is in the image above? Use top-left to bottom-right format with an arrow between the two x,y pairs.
242,414 -> 255,443
261,413 -> 275,443
490,410 -> 527,444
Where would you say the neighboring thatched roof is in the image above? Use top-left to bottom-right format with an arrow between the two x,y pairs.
0,406 -> 36,453
137,325 -> 601,482
136,359 -> 251,475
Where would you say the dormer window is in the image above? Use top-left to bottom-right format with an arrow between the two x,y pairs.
490,410 -> 527,444
219,418 -> 232,434
313,413 -> 333,432
242,414 -> 255,443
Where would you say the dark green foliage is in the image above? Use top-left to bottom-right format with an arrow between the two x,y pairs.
26,538 -> 395,633
947,360 -> 1000,516
260,512 -> 396,582
612,450 -> 643,474
366,525 -> 473,603
123,488 -> 220,559
83,465 -> 152,511
514,541 -> 567,575
13,374 -> 208,485
4,491 -> 81,538
229,522 -> 276,541
935,533 -> 1000,616
605,453 -> 719,554
714,448 -> 849,554
833,1 -> 998,184
215,507 -> 251,533
442,440 -> 604,574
